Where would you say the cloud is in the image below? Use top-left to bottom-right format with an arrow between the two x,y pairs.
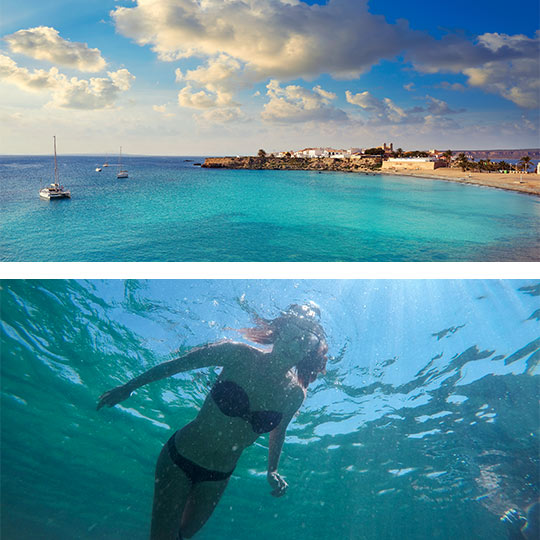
412,31 -> 540,108
111,1 -> 538,111
425,95 -> 464,115
436,81 -> 466,91
262,79 -> 347,123
153,104 -> 175,117
178,84 -> 226,108
0,54 -> 134,109
111,0 -> 418,80
346,89 -> 463,125
346,90 -> 408,124
3,26 -> 106,72
198,107 -> 247,124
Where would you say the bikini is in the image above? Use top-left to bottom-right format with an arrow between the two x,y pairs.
167,380 -> 283,485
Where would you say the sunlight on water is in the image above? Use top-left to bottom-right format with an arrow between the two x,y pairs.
1,279 -> 538,539
1,156 -> 540,261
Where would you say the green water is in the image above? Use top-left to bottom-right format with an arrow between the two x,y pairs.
1,280 -> 539,539
2,156 -> 540,261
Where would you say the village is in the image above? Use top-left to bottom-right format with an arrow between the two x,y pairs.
272,143 -> 540,174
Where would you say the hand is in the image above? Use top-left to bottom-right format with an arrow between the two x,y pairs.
97,384 -> 133,410
501,508 -> 527,539
267,471 -> 288,497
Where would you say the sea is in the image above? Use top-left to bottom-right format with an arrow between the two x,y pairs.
1,155 -> 539,262
1,279 -> 538,540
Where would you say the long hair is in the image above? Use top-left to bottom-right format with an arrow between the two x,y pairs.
236,303 -> 328,389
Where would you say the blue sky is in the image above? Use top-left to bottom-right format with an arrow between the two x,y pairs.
1,0 -> 538,155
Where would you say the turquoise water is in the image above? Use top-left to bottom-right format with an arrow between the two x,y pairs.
1,156 -> 539,261
1,279 -> 538,539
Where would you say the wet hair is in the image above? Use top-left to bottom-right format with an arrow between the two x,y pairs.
236,303 -> 328,389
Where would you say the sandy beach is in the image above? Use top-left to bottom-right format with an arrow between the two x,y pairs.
382,167 -> 540,196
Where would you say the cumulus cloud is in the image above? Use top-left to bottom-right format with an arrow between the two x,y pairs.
153,104 -> 175,117
425,95 -> 464,115
437,81 -> 466,91
198,107 -> 247,124
346,89 -> 463,125
3,26 -> 106,72
0,54 -> 134,109
412,31 -> 540,108
346,90 -> 408,124
178,84 -> 229,108
111,1 -> 538,110
112,0 -> 417,80
262,79 -> 347,123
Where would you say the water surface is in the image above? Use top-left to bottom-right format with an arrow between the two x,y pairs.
1,156 -> 539,261
1,279 -> 538,539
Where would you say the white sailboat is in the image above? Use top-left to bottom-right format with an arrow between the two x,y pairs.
39,136 -> 71,200
103,154 -> 109,167
117,146 -> 128,178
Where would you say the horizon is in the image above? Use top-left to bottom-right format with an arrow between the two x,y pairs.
1,0 -> 539,154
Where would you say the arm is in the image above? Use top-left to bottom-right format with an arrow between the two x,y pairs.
267,387 -> 305,496
97,340 -> 244,410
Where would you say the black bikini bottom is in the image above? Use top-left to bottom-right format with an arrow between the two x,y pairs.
167,434 -> 234,484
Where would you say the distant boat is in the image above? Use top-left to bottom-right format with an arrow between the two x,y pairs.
39,136 -> 71,200
95,167 -> 102,172
117,146 -> 128,178
103,155 -> 109,167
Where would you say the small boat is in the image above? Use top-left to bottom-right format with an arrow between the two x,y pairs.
39,136 -> 71,200
95,167 -> 102,172
117,146 -> 128,178
103,155 -> 109,167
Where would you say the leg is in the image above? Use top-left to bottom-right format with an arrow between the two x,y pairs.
151,442 -> 192,540
180,478 -> 230,539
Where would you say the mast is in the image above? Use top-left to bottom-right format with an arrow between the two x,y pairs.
119,146 -> 122,171
54,135 -> 59,185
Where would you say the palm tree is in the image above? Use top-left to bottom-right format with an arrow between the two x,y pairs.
258,149 -> 267,158
456,153 -> 469,171
442,150 -> 453,165
519,156 -> 532,172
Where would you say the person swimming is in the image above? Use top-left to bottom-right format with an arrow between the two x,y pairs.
97,302 -> 328,539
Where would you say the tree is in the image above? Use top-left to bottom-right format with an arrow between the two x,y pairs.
258,149 -> 267,158
442,150 -> 453,164
364,147 -> 385,155
519,155 -> 532,172
395,147 -> 404,157
456,153 -> 469,171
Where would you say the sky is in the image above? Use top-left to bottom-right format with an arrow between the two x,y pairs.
1,0 -> 539,155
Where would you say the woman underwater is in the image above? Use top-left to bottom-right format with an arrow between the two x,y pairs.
97,303 -> 328,539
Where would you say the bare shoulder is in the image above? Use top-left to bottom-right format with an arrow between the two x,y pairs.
283,376 -> 306,414
203,339 -> 261,367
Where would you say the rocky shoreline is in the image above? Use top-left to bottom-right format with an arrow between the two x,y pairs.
202,156 -> 540,196
202,155 -> 382,172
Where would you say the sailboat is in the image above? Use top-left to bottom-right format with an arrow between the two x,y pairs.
39,136 -> 71,199
117,146 -> 128,178
103,154 -> 109,167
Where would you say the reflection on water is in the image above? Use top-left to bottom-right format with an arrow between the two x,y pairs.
1,279 -> 538,539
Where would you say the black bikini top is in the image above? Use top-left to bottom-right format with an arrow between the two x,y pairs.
210,380 -> 283,434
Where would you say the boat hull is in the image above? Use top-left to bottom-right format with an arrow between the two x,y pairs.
39,188 -> 71,199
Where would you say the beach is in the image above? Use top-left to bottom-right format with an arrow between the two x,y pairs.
382,167 -> 540,196
203,157 -> 540,196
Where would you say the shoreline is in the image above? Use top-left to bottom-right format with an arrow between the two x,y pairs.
377,168 -> 540,196
202,157 -> 540,197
